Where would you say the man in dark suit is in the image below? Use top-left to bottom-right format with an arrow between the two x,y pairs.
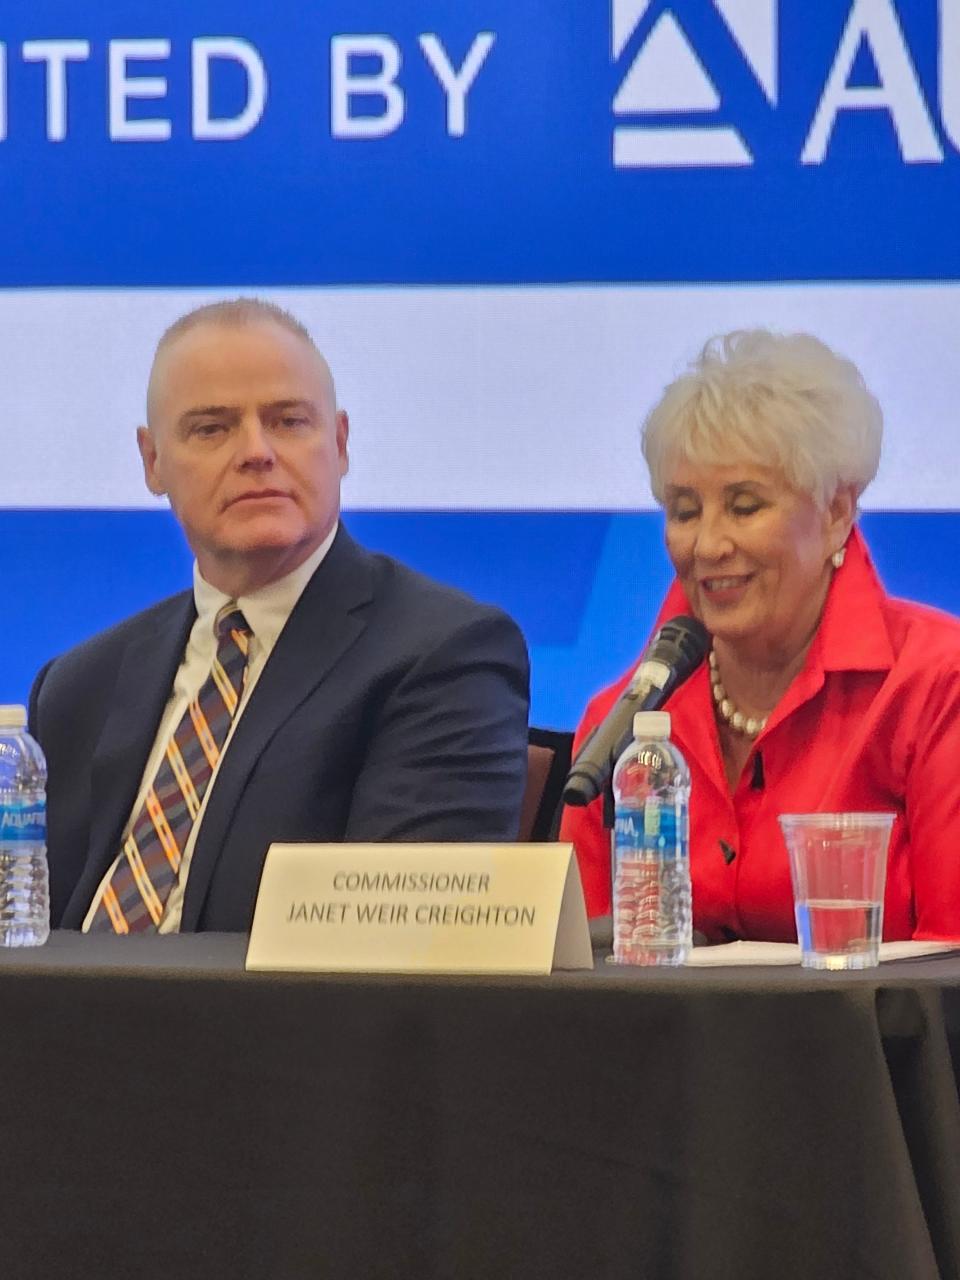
28,298 -> 529,933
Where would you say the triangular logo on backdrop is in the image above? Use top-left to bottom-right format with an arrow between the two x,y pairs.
613,14 -> 721,114
611,0 -> 779,167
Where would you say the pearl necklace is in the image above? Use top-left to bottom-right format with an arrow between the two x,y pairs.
708,650 -> 767,739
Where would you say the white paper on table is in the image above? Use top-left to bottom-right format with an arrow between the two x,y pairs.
684,940 -> 960,967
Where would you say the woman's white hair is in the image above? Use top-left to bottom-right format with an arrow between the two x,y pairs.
642,329 -> 883,509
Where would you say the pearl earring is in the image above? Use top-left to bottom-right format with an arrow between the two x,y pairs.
831,546 -> 846,569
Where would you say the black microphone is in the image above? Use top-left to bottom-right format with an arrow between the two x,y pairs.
562,615 -> 709,808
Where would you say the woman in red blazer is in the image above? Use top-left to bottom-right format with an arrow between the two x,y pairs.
561,329 -> 960,943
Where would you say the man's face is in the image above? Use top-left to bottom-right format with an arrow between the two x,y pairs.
138,319 -> 349,592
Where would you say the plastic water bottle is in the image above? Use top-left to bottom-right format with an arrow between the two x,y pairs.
0,705 -> 50,946
611,711 -> 691,965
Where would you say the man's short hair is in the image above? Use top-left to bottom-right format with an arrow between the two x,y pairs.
146,297 -> 332,425
155,297 -> 316,358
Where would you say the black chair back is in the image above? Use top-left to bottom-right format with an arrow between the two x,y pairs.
519,727 -> 574,841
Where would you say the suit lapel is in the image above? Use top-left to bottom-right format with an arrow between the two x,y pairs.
180,529 -> 376,930
63,594 -> 196,927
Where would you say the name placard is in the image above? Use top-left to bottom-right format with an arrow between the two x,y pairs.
245,843 -> 592,974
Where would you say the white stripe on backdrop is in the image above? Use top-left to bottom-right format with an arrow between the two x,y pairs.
2,283 -> 957,510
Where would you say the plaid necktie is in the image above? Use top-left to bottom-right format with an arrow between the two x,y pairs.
89,607 -> 252,934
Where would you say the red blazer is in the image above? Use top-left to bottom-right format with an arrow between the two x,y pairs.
560,528 -> 960,942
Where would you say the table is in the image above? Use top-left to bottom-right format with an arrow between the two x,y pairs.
0,933 -> 958,1280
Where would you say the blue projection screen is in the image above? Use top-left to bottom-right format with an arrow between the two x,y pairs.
4,1 -> 960,726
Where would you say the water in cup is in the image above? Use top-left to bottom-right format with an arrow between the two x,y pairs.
779,813 -> 894,970
795,898 -> 882,965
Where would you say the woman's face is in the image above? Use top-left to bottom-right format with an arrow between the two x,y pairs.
663,460 -> 847,662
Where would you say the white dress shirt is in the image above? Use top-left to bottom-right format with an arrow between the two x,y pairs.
83,525 -> 338,933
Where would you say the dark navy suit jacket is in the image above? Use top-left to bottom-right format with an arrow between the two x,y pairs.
28,527 -> 530,932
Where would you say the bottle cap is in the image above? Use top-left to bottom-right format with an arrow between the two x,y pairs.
0,705 -> 27,729
633,711 -> 670,740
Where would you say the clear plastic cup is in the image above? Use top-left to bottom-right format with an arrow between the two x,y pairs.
778,813 -> 895,970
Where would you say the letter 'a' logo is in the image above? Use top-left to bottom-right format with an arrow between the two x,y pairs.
612,0 -> 778,167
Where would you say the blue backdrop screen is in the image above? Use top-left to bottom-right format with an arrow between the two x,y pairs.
5,1 -> 960,725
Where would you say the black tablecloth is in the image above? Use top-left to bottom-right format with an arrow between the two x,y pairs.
0,933 -> 958,1280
